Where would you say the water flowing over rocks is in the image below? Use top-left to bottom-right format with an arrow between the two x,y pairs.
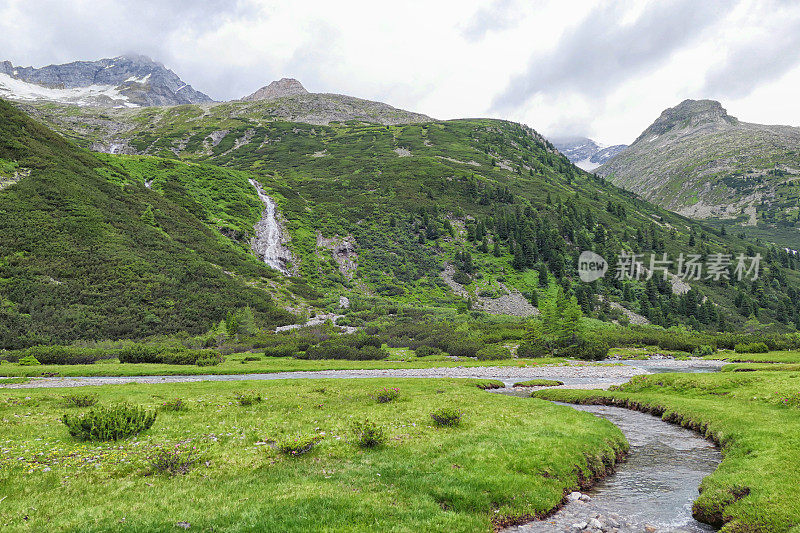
249,179 -> 292,274
506,404 -> 721,533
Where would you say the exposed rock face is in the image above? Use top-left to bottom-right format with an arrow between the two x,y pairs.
552,136 -> 627,171
598,99 -> 800,229
242,78 -> 308,101
0,55 -> 212,107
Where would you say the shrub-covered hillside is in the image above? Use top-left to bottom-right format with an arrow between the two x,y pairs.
91,106 -> 800,332
10,98 -> 800,339
0,100 -> 294,348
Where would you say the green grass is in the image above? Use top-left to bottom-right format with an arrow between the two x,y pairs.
513,379 -> 564,387
0,356 -> 568,377
704,350 -> 800,363
0,376 -> 28,384
707,350 -> 800,363
533,371 -> 800,532
0,378 -> 626,532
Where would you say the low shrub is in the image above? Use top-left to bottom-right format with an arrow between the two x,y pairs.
516,340 -> 550,358
475,345 -> 512,360
693,345 -> 715,356
196,353 -> 223,367
430,407 -> 462,427
6,345 -> 112,365
350,419 -> 387,448
242,355 -> 261,362
234,392 -> 262,406
62,405 -> 156,441
734,342 -> 769,354
63,394 -> 98,407
119,345 -> 223,366
445,339 -> 482,358
298,334 -> 388,360
278,434 -> 323,456
414,345 -> 442,357
262,344 -> 299,357
18,355 -> 40,366
160,398 -> 188,412
147,442 -> 202,476
568,339 -> 610,361
371,387 -> 399,403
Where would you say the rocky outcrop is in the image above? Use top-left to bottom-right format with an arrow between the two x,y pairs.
0,55 -> 212,107
440,264 -> 538,317
317,234 -> 358,279
242,78 -> 308,101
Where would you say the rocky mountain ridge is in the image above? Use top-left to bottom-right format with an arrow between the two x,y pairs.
243,78 -> 308,101
597,99 -> 800,246
0,55 -> 212,107
552,136 -> 627,171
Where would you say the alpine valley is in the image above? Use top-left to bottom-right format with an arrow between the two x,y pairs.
2,56 -> 800,348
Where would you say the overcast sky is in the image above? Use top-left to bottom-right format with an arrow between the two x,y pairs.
2,0 -> 800,145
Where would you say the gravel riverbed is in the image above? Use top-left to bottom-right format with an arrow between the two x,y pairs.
1,362 -> 648,389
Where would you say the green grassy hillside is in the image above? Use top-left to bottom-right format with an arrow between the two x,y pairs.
0,100 -> 294,348
7,98 -> 800,345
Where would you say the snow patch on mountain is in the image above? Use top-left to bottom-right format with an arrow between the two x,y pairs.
0,73 -> 137,107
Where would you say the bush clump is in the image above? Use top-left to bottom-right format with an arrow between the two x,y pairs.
277,434 -> 323,456
516,340 -> 550,358
119,344 -> 223,366
568,339 -> 610,361
350,419 -> 387,448
62,405 -> 156,441
63,394 -> 98,407
475,345 -> 512,360
430,407 -> 462,427
414,345 -> 442,357
371,387 -> 399,403
693,345 -> 715,356
160,398 -> 188,412
18,355 -> 41,366
8,345 -> 112,365
147,442 -> 202,475
234,392 -> 262,406
297,333 -> 388,361
734,342 -> 769,354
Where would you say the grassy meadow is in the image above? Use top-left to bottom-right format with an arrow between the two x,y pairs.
0,378 -> 626,532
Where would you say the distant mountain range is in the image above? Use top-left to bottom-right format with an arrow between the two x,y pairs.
551,136 -> 627,171
596,99 -> 800,247
0,55 -> 212,107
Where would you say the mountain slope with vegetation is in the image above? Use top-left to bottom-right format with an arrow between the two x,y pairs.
598,99 -> 800,248
0,99 -> 293,348
12,95 -> 800,335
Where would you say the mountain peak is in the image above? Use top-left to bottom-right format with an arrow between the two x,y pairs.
0,55 -> 212,107
242,78 -> 308,101
635,99 -> 738,143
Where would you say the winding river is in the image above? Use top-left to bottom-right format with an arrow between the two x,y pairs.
4,358 -> 724,531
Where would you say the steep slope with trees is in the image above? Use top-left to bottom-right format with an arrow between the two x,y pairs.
0,99 -> 293,348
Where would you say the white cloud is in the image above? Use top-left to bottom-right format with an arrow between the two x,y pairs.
1,0 -> 800,145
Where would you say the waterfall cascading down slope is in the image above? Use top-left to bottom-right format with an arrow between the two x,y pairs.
249,179 -> 291,274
